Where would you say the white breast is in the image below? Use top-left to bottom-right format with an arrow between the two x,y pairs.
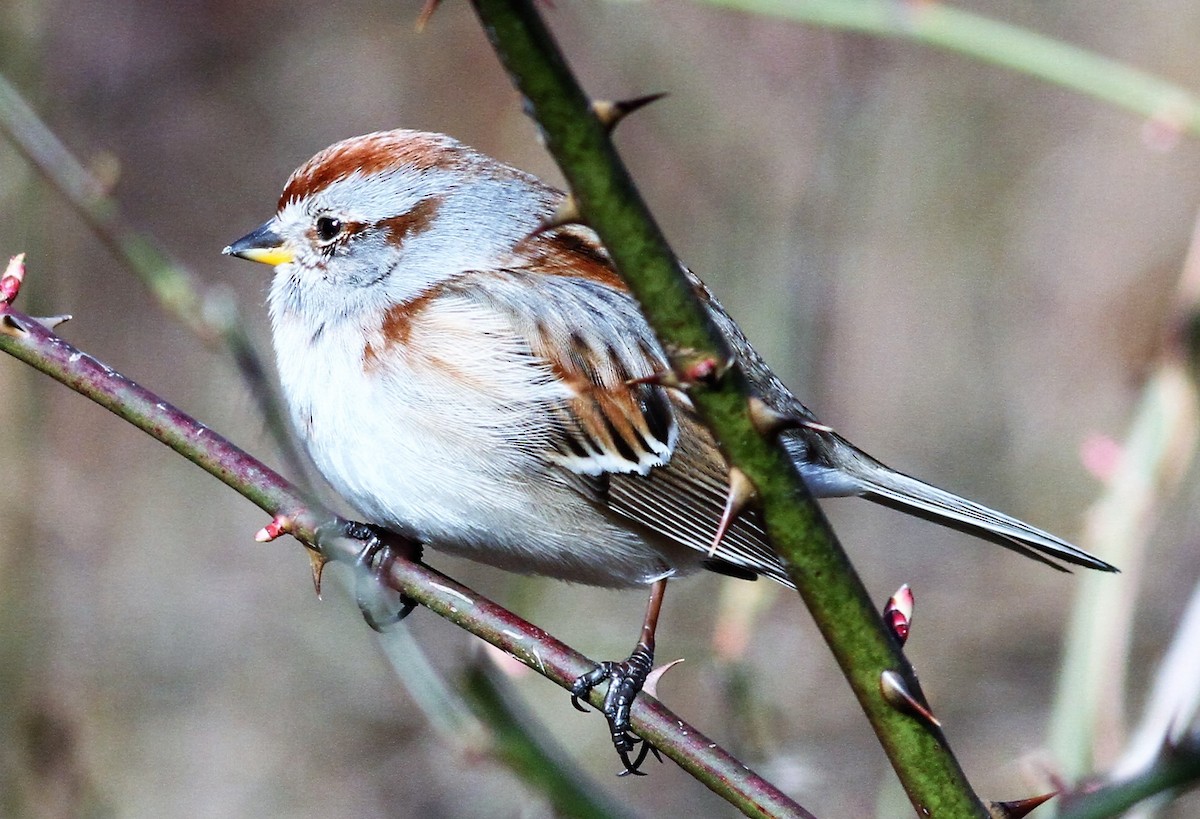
269,287 -> 687,587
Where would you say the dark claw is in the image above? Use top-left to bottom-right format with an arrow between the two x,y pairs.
346,522 -> 421,632
571,644 -> 661,775
570,662 -> 614,712
616,740 -> 656,777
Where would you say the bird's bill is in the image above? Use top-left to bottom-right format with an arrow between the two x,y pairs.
223,220 -> 294,266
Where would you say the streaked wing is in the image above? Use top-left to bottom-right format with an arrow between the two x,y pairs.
455,239 -> 792,586
606,413 -> 794,586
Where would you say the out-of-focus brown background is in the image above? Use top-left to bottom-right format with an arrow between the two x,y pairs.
2,1 -> 1198,816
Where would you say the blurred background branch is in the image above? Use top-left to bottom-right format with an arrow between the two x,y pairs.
695,0 -> 1200,142
0,73 -> 309,482
1049,208 -> 1200,797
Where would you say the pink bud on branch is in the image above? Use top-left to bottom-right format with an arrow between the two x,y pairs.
883,584 -> 915,645
1,253 -> 25,305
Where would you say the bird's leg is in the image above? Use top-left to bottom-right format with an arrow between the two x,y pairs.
571,577 -> 668,776
342,521 -> 423,631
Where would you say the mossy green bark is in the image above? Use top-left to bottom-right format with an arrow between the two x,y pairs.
471,0 -> 988,815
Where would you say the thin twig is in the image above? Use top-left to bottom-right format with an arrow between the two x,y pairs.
694,0 -> 1200,142
0,283 -> 813,819
0,73 -> 310,482
1050,208 -> 1200,780
1058,738 -> 1200,819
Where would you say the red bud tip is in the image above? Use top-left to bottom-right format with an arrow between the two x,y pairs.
883,584 -> 914,644
1,253 -> 26,304
1141,102 -> 1187,153
254,515 -> 291,542
684,357 -> 720,384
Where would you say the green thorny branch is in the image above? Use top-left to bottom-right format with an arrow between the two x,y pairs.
468,0 -> 992,815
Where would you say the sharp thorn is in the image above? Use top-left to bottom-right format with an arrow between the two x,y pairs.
308,548 -> 329,598
30,314 -> 73,330
747,397 -> 835,437
747,397 -> 792,436
532,194 -> 583,236
643,658 -> 685,698
592,92 -> 668,130
626,368 -> 681,389
880,670 -> 941,727
988,791 -> 1056,818
522,195 -> 585,243
709,467 -> 757,557
414,0 -> 441,31
550,195 -> 583,227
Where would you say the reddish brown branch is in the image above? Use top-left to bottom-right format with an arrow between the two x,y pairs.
0,277 -> 813,819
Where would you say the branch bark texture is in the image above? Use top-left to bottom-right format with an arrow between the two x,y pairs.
469,0 -> 984,815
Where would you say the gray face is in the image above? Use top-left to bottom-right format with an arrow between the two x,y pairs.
270,137 -> 559,312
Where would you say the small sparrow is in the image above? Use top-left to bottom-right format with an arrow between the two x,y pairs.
226,129 -> 1115,773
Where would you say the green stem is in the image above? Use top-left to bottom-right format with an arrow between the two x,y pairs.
470,0 -> 985,815
692,0 -> 1200,136
1058,740 -> 1200,819
460,659 -> 638,819
1050,363 -> 1195,779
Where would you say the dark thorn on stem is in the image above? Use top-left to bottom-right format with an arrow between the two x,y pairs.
988,791 -> 1056,818
592,92 -> 668,131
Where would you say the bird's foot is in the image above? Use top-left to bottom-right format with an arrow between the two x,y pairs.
343,521 -> 422,631
570,643 -> 662,775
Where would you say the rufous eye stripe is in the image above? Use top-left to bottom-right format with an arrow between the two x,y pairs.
379,196 -> 442,248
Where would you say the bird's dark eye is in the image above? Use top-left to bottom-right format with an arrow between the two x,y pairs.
315,216 -> 343,244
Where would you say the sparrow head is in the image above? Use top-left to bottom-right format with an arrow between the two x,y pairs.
225,129 -> 559,309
